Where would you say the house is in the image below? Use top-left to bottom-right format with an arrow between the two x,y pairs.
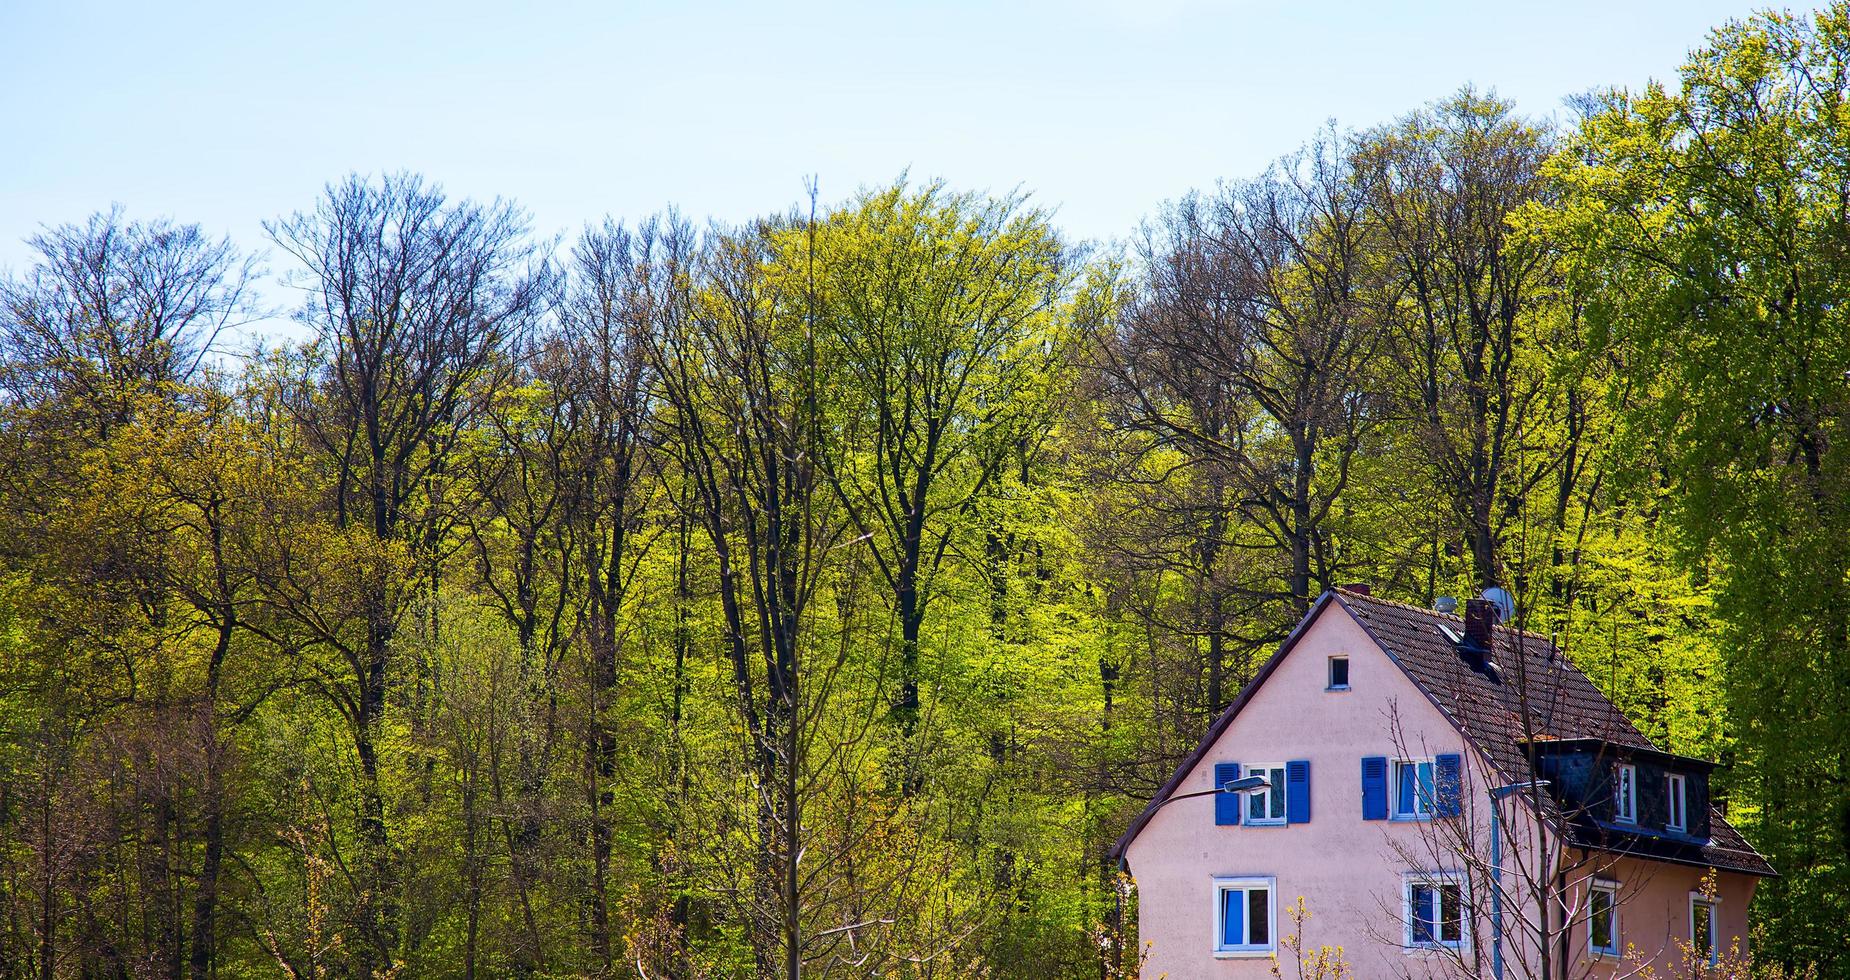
1112,588 -> 1774,978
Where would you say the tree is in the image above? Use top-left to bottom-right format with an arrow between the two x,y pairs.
1536,7 -> 1850,969
1356,90 -> 1568,592
555,216 -> 667,968
0,208 -> 255,436
648,212 -> 845,977
815,180 -> 1070,738
0,212 -> 259,980
1379,706 -> 1657,980
264,173 -> 545,976
1093,131 -> 1387,719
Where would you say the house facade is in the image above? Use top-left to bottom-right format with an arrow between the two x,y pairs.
1113,589 -> 1774,979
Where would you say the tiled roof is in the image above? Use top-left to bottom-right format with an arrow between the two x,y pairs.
1335,589 -> 1774,878
1335,588 -> 1652,783
1111,588 -> 1775,879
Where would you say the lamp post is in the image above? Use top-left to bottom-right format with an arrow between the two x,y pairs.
1158,773 -> 1272,806
1488,779 -> 1550,980
1111,774 -> 1271,973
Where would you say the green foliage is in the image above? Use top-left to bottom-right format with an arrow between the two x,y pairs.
3,18 -> 1849,973
1534,5 -> 1850,970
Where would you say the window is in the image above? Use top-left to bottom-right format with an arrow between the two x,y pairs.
1327,656 -> 1350,690
1667,774 -> 1688,833
1394,759 -> 1436,819
1243,764 -> 1288,825
1404,873 -> 1466,949
1214,877 -> 1275,955
1589,881 -> 1619,957
1614,764 -> 1638,824
1690,895 -> 1718,967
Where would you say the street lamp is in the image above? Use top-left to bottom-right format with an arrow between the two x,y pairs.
1109,774 -> 1271,972
1150,773 -> 1272,808
1489,779 -> 1550,980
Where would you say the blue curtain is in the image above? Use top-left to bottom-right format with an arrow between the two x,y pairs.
1222,887 -> 1244,946
1411,885 -> 1435,943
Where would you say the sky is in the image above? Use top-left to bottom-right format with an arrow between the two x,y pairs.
0,0 -> 1802,342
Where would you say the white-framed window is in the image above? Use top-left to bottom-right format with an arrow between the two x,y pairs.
1588,880 -> 1620,957
1243,764 -> 1288,825
1690,894 -> 1719,967
1614,764 -> 1638,824
1667,774 -> 1688,833
1327,655 -> 1350,690
1403,872 -> 1467,949
1214,877 -> 1275,956
1394,759 -> 1436,820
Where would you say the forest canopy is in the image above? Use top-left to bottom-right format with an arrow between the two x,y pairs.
2,6 -> 1848,978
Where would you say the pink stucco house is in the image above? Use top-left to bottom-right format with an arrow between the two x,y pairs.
1112,588 -> 1774,978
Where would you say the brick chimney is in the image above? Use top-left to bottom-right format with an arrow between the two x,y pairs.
1342,582 -> 1372,596
1460,598 -> 1498,668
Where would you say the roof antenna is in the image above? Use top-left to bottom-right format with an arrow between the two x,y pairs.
1481,586 -> 1516,624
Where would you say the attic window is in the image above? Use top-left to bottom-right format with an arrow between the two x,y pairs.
1327,656 -> 1350,691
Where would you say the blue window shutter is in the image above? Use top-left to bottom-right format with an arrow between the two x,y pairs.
1361,756 -> 1388,820
1435,753 -> 1463,817
1286,760 -> 1311,824
1214,762 -> 1242,826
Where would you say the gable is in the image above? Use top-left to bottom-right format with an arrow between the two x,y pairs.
1114,592 -> 1478,862
1190,599 -> 1460,773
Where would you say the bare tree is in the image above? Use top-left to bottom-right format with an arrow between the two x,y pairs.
1093,130 -> 1387,717
0,207 -> 256,434
264,172 -> 544,976
1374,623 -> 1668,980
556,216 -> 669,968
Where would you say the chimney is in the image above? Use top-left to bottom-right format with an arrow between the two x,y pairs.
1342,582 -> 1372,597
1460,598 -> 1498,668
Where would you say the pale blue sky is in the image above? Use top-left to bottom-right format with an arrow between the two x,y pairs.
0,0 -> 1795,340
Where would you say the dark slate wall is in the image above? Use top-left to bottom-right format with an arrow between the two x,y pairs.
1691,770 -> 1712,839
1537,749 -> 1606,820
1638,759 -> 1669,828
1534,746 -> 1711,839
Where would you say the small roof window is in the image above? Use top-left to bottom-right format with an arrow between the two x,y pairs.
1328,656 -> 1350,691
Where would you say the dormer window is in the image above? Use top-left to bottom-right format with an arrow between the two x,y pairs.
1667,774 -> 1688,833
1614,764 -> 1638,824
1327,656 -> 1350,690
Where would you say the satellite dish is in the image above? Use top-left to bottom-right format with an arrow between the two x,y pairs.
1482,587 -> 1516,623
1434,596 -> 1458,615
